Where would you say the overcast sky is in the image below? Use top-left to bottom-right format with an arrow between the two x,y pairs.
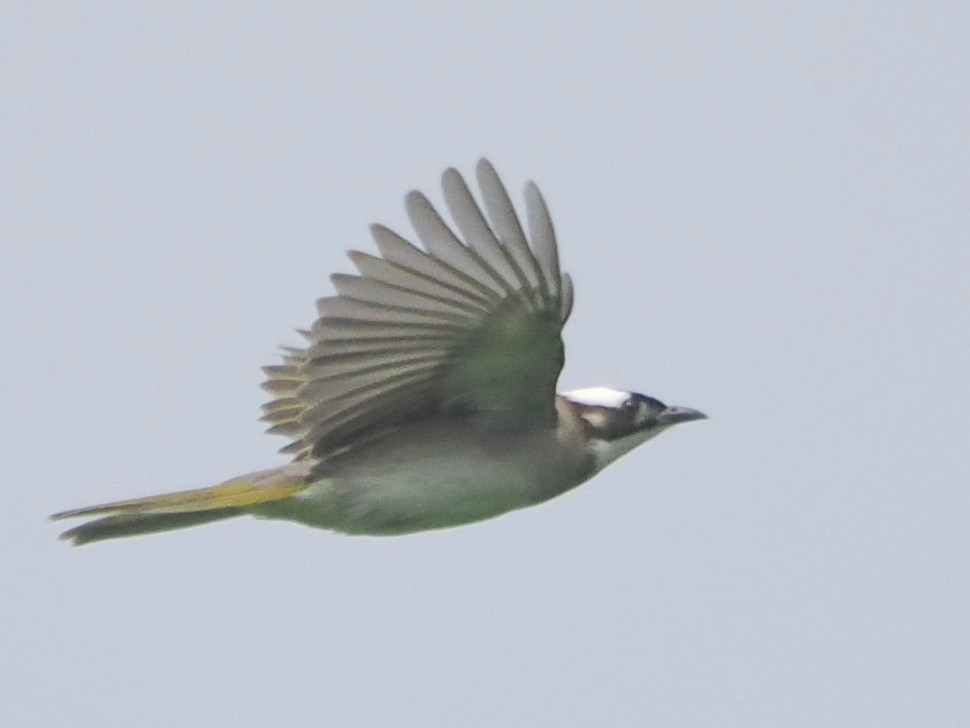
3,4 -> 968,726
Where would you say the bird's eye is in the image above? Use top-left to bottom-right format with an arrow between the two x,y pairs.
623,398 -> 638,411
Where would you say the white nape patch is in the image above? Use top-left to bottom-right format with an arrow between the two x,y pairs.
564,387 -> 632,408
581,409 -> 609,430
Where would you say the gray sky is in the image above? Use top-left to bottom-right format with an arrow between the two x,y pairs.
4,4 -> 968,726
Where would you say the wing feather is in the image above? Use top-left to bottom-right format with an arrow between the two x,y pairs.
329,273 -> 484,317
475,160 -> 548,304
524,181 -> 561,301
405,192 -> 517,299
440,167 -> 529,299
351,242 -> 498,309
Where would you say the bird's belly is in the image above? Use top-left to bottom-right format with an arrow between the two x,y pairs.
307,460 -> 540,534
254,426 -> 584,535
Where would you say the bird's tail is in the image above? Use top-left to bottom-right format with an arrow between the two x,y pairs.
51,465 -> 311,546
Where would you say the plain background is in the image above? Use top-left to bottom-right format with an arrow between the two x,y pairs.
3,4 -> 968,726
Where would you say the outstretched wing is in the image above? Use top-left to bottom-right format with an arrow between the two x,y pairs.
261,159 -> 574,461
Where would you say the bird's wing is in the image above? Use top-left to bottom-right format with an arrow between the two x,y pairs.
261,159 -> 574,461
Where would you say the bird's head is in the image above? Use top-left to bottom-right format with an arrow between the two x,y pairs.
563,387 -> 707,473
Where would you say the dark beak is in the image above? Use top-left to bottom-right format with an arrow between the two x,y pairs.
657,405 -> 707,426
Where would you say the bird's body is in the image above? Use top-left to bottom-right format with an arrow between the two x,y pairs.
53,160 -> 705,545
258,396 -> 591,535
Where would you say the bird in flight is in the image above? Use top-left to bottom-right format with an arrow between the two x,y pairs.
53,160 -> 706,545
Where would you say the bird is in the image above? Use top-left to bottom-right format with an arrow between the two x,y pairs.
52,159 -> 706,545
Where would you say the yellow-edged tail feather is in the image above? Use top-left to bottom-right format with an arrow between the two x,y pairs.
51,465 -> 310,545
